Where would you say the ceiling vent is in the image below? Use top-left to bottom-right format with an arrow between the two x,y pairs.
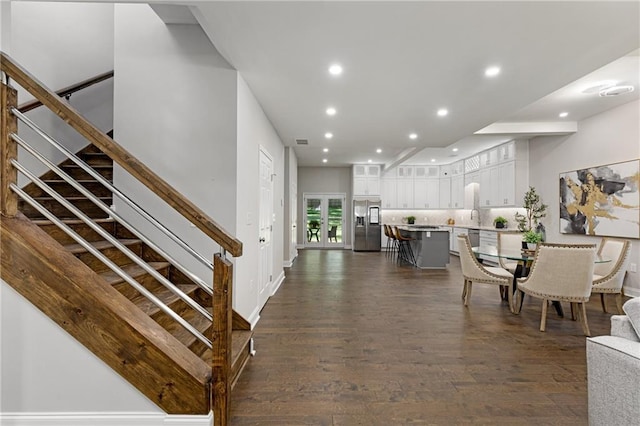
295,138 -> 309,145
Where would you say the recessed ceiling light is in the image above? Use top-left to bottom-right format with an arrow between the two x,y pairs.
323,148 -> 329,153
430,158 -> 436,163
599,85 -> 635,97
376,148 -> 382,153
325,132 -> 333,139
326,107 -> 337,116
328,64 -> 343,76
559,112 -> 569,118
437,108 -> 448,117
452,148 -> 459,152
409,133 -> 418,140
368,159 -> 372,163
485,66 -> 501,77
322,159 -> 328,163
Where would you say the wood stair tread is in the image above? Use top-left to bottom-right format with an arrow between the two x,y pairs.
163,306 -> 212,349
100,262 -> 170,285
130,283 -> 198,316
231,330 -> 253,366
64,238 -> 141,254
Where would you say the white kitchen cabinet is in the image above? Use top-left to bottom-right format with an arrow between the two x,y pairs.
479,161 -> 517,207
414,178 -> 439,209
451,175 -> 465,209
439,177 -> 451,208
396,179 -> 414,208
396,166 -> 414,179
414,165 -> 439,179
381,177 -> 397,208
479,230 -> 498,264
353,164 -> 381,196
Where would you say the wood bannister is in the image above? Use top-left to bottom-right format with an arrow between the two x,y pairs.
0,52 -> 242,257
1,52 -> 250,426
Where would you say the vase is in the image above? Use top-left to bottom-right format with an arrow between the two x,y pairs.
527,243 -> 537,250
495,223 -> 505,229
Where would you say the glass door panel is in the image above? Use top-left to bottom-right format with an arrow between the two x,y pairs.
304,194 -> 345,248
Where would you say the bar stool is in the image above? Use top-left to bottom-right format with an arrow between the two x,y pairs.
393,226 -> 416,266
384,224 -> 396,258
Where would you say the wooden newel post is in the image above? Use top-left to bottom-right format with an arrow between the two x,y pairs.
211,253 -> 232,426
1,82 -> 18,217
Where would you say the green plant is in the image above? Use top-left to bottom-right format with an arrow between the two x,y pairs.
522,230 -> 542,244
515,186 -> 548,232
406,215 -> 416,224
493,216 -> 508,225
309,219 -> 320,229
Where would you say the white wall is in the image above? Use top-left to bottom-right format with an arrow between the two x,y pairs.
529,100 -> 640,296
0,280 -> 159,413
236,75 -> 285,323
283,147 -> 298,266
112,4 -> 238,282
8,2 -> 114,185
297,166 -> 352,245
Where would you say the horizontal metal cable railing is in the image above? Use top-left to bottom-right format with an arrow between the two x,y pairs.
11,161 -> 213,349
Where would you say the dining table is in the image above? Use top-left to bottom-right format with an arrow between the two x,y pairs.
472,245 -> 611,316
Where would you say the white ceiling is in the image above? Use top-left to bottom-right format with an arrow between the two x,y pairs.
193,1 -> 640,168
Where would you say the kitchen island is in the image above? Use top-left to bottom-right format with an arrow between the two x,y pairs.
397,226 -> 450,269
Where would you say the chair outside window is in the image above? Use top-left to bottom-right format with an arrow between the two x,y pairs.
328,225 -> 338,242
515,243 -> 596,336
591,237 -> 631,314
457,234 -> 514,311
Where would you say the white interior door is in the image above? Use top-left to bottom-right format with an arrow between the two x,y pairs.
303,193 -> 345,248
258,148 -> 273,308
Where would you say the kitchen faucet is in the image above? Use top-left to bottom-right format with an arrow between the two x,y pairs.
470,208 -> 480,225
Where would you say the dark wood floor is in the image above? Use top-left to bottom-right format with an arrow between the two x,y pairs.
231,250 -> 615,425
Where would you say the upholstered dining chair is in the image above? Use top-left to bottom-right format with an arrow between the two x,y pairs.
457,234 -> 514,311
515,243 -> 596,336
497,231 -> 524,273
591,237 -> 631,314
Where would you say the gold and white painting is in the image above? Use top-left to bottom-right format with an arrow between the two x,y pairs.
559,159 -> 640,238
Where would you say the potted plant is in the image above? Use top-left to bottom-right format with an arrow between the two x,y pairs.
493,216 -> 508,229
523,230 -> 542,250
515,186 -> 548,232
309,219 -> 320,229
406,215 -> 416,225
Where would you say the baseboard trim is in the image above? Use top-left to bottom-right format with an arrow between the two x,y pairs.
0,412 -> 213,426
624,286 -> 640,298
283,259 -> 293,267
246,307 -> 261,329
271,270 -> 285,296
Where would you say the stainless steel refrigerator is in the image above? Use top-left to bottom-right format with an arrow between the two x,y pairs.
353,198 -> 381,252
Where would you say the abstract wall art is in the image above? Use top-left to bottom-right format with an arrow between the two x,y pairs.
559,159 -> 640,238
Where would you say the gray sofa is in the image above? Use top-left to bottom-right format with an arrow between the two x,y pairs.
587,314 -> 640,425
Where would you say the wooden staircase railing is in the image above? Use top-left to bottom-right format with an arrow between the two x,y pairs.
1,52 -> 244,425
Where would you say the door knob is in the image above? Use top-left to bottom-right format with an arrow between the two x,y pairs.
259,237 -> 266,243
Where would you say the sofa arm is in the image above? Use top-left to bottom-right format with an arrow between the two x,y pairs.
611,315 -> 640,342
587,336 -> 640,426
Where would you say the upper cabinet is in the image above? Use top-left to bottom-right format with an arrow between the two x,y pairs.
374,139 -> 528,210
353,164 -> 381,196
478,140 -> 529,207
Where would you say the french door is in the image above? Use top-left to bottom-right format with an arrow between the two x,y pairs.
303,193 -> 345,248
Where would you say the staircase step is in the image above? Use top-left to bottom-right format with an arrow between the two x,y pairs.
41,180 -> 112,198
60,164 -> 113,180
66,238 -> 143,273
162,305 -> 213,355
78,152 -> 113,166
102,261 -> 171,300
198,329 -> 253,388
130,284 -> 198,317
19,196 -> 112,219
34,218 -> 116,244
